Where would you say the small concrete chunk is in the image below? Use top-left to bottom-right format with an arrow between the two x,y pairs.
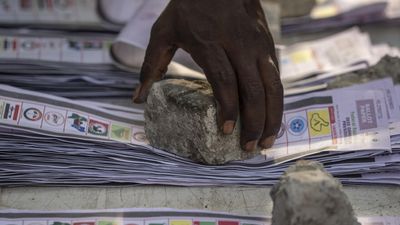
144,79 -> 261,165
279,0 -> 316,18
270,160 -> 360,225
328,56 -> 400,88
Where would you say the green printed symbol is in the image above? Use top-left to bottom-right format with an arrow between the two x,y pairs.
111,124 -> 132,141
52,222 -> 71,225
68,113 -> 88,132
88,119 -> 109,137
98,221 -> 119,225
194,222 -> 215,225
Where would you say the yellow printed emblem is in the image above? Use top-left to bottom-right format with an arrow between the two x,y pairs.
290,49 -> 313,64
169,220 -> 192,225
308,109 -> 331,137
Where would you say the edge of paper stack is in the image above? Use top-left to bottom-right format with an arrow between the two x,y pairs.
2,75 -> 400,186
0,208 -> 399,225
1,0 -> 400,187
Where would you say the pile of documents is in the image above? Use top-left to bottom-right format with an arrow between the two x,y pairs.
282,0 -> 400,33
0,0 -> 142,98
0,0 -> 203,99
0,1 -> 205,98
4,26 -> 399,98
1,0 -> 400,187
0,29 -> 142,98
280,27 -> 400,95
1,76 -> 400,186
0,0 -> 142,31
1,208 -> 398,225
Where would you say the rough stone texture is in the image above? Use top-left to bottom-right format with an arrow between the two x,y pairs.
328,56 -> 400,89
145,79 -> 261,165
270,160 -> 360,225
279,0 -> 316,18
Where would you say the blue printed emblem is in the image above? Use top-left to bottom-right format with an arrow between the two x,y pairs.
288,117 -> 307,135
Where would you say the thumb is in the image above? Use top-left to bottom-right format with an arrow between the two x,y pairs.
134,26 -> 177,103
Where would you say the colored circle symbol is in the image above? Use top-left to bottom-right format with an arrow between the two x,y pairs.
23,107 -> 43,121
44,111 -> 65,126
133,132 -> 148,143
288,116 -> 307,136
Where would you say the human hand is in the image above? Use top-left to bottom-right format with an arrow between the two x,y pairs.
133,0 -> 283,151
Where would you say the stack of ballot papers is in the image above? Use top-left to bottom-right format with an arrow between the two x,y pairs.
0,0 -> 206,99
282,0 -> 400,33
0,29 -> 141,98
1,0 -> 400,187
0,0 -> 282,91
1,76 -> 400,186
0,0 -> 146,31
280,27 -> 400,95
1,208 -> 399,225
2,27 -> 399,98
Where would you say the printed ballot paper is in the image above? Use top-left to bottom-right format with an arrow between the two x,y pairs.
1,0 -> 400,187
0,84 -> 146,146
0,208 -> 399,225
0,30 -> 139,98
1,78 -> 400,186
281,0 -> 400,33
280,28 -> 400,96
280,28 -> 374,83
0,0 -> 145,31
0,35 -> 113,64
0,208 -> 270,225
263,88 -> 391,163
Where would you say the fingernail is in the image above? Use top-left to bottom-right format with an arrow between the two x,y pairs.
222,120 -> 235,134
244,140 -> 258,152
260,135 -> 276,149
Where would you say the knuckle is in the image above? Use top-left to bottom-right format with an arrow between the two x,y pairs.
150,20 -> 168,38
150,21 -> 161,35
209,70 -> 235,85
140,61 -> 153,75
266,76 -> 283,96
202,48 -> 236,86
242,80 -> 264,102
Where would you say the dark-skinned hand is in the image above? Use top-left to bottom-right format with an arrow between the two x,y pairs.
133,0 -> 283,151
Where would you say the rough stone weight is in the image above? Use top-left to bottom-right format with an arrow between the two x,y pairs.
144,79 -> 261,165
328,56 -> 400,88
279,0 -> 316,18
270,160 -> 360,225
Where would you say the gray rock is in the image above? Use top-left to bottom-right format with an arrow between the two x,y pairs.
270,160 -> 360,225
279,0 -> 316,18
144,79 -> 261,165
328,56 -> 400,89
